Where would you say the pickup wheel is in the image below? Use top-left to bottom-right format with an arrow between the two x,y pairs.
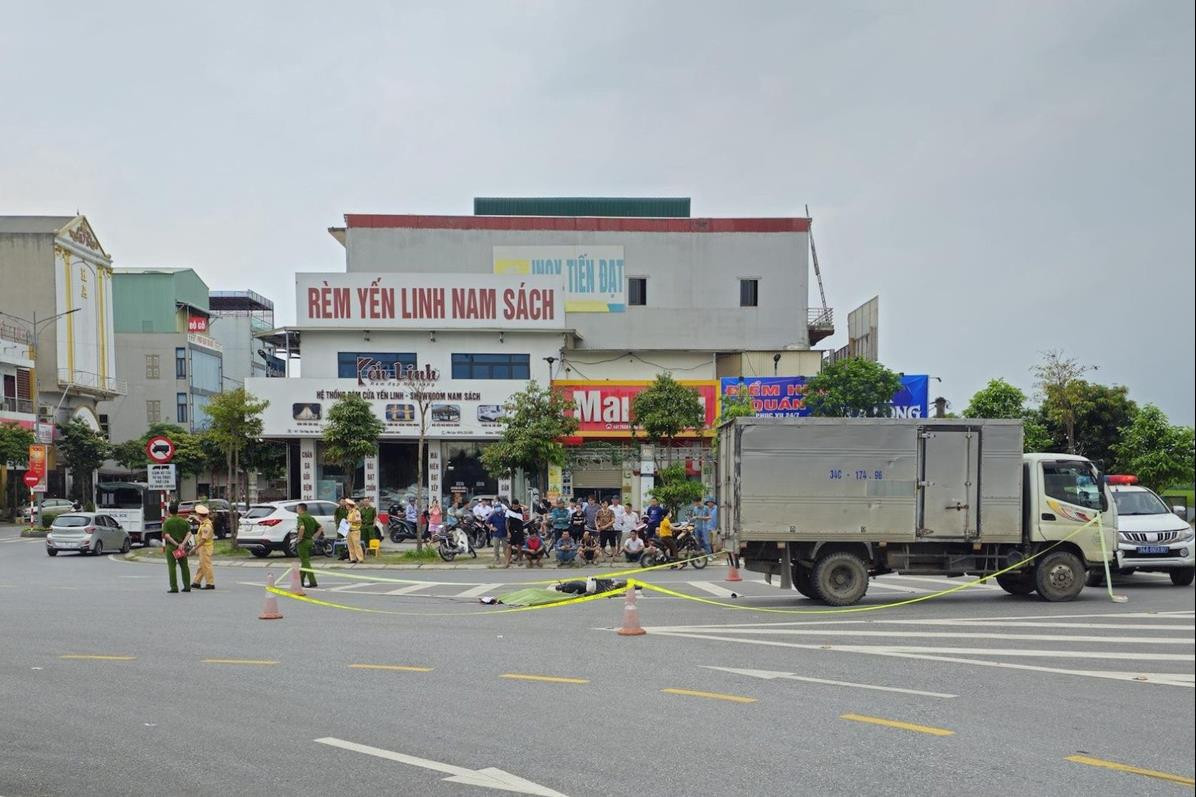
792,563 -> 817,599
250,548 -> 271,559
284,534 -> 298,557
1034,551 -> 1085,601
996,572 -> 1036,595
812,552 -> 869,606
1170,567 -> 1195,587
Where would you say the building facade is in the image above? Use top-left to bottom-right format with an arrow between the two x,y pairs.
251,198 -> 833,509
207,290 -> 283,386
0,215 -> 123,497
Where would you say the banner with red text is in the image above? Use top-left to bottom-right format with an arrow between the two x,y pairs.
553,380 -> 720,438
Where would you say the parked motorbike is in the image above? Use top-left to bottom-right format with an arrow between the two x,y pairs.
388,515 -> 418,543
639,524 -> 708,569
436,528 -> 477,562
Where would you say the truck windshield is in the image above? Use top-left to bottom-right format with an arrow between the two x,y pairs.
1042,461 -> 1103,511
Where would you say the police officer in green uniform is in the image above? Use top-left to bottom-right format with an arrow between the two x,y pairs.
359,498 -> 378,549
295,502 -> 321,588
162,501 -> 193,594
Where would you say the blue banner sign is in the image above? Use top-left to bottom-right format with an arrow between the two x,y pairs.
721,375 -> 930,418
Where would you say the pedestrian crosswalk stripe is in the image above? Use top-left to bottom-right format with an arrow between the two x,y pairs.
690,581 -> 740,598
454,583 -> 504,598
881,574 -> 1003,590
385,583 -> 435,596
329,582 -> 369,592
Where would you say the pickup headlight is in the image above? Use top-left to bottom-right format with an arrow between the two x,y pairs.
1177,528 -> 1195,543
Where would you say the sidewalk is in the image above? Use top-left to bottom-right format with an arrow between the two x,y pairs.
118,549 -> 651,571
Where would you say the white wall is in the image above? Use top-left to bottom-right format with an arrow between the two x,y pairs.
557,350 -> 714,381
344,227 -> 810,352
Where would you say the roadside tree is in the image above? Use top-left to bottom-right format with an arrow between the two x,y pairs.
1042,381 -> 1136,470
1032,350 -> 1096,454
481,380 -> 579,488
963,378 -> 1052,453
711,385 -> 755,452
1111,405 -> 1195,493
401,367 -> 440,547
649,462 -> 704,516
322,393 -> 383,501
0,422 -> 36,513
630,373 -> 705,464
54,418 -> 111,505
205,388 -> 269,518
804,358 -> 903,418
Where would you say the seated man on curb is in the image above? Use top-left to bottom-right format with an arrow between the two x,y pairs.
622,528 -> 645,563
579,531 -> 600,565
522,529 -> 546,567
555,530 -> 577,566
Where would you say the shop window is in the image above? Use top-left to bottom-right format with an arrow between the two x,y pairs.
145,354 -> 160,379
177,393 -> 188,424
337,352 -> 417,380
451,353 -> 530,380
628,277 -> 647,306
175,348 -> 187,379
739,278 -> 759,307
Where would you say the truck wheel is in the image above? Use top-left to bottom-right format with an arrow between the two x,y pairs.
1034,551 -> 1085,601
1170,568 -> 1195,587
812,552 -> 869,606
792,563 -> 817,599
995,572 -> 1035,596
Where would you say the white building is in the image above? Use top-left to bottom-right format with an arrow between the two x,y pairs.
250,198 -> 831,508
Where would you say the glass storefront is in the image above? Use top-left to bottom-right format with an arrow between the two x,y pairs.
443,441 -> 497,504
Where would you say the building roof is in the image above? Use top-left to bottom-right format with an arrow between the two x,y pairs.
113,267 -> 193,274
209,290 -> 274,312
473,197 -> 691,218
0,215 -> 76,234
341,214 -> 811,234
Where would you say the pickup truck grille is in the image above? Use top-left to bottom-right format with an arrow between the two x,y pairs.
1121,531 -> 1180,543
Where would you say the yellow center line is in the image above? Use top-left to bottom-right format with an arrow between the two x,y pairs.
501,673 -> 590,685
661,688 -> 757,704
840,713 -> 954,736
350,664 -> 435,673
201,659 -> 279,666
1067,755 -> 1195,787
60,654 -> 136,661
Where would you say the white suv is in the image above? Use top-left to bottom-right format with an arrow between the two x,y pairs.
1107,478 -> 1195,586
236,500 -> 339,558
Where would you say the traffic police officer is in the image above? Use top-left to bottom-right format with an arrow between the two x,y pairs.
295,503 -> 321,588
346,499 -> 364,563
190,504 -> 216,590
162,502 -> 193,593
359,497 -> 378,551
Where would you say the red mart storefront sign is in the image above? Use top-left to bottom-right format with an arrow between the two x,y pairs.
553,380 -> 720,438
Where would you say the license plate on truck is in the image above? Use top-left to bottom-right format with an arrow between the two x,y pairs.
1137,545 -> 1169,555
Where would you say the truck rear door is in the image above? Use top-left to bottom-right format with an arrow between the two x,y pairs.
917,426 -> 980,538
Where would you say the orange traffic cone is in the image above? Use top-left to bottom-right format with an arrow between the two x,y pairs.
259,572 -> 283,620
288,565 -> 306,596
725,553 -> 743,582
616,585 -> 646,636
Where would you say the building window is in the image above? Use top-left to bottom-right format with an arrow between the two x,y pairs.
98,414 -> 110,438
337,352 -> 417,380
145,354 -> 160,379
193,394 -> 214,430
146,400 -> 161,424
175,348 -> 187,379
177,393 -> 188,424
451,353 -> 530,380
739,278 -> 759,307
189,348 -> 222,393
628,277 -> 647,306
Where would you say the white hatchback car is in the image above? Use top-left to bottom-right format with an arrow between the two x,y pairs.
1107,477 -> 1195,586
236,500 -> 340,558
46,513 -> 132,557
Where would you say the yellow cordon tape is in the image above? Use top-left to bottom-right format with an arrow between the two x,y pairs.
270,518 -> 1112,618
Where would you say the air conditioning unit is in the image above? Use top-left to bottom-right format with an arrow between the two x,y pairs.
38,406 -> 52,419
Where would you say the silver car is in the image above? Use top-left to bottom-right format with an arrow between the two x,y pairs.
46,513 -> 131,557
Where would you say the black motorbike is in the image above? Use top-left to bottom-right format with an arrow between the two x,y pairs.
640,524 -> 708,569
387,506 -> 419,543
436,528 -> 477,562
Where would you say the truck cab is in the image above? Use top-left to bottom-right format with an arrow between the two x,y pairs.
1023,453 -> 1119,568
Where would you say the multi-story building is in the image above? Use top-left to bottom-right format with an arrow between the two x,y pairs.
207,290 -> 284,386
96,268 -> 226,498
248,197 -> 833,508
0,215 -> 123,497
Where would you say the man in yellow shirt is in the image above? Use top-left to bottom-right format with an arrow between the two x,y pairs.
657,510 -> 676,561
346,499 -> 364,563
190,504 -> 216,590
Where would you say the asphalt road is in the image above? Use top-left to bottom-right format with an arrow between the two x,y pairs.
1,525 -> 1193,797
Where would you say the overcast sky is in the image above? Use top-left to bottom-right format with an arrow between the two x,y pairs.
2,1 -> 1192,423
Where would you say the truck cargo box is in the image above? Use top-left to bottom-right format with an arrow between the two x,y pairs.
717,417 -> 1024,544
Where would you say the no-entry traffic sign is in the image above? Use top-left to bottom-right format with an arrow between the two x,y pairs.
23,472 -> 40,489
146,435 -> 175,464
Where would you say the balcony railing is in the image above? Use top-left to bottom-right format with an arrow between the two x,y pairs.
0,322 -> 31,346
56,368 -> 127,396
807,307 -> 835,345
1,396 -> 34,414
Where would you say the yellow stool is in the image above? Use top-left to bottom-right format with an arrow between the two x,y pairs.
368,538 -> 382,558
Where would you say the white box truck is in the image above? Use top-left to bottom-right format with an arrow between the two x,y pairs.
716,417 -> 1117,605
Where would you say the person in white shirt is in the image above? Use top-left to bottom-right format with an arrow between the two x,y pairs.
472,499 -> 492,523
612,501 -> 626,551
622,528 -> 645,562
621,502 -> 639,537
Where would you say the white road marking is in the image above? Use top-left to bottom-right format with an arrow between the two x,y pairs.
702,665 -> 958,698
454,583 -> 505,598
667,628 -> 1193,645
689,581 -> 741,598
385,583 -> 436,596
848,646 -> 1192,662
879,574 -> 1003,590
314,737 -> 567,796
889,619 -> 1194,631
329,582 -> 371,592
651,631 -> 1196,687
864,581 -> 927,593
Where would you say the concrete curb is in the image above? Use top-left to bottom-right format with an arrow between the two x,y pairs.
114,552 -> 638,572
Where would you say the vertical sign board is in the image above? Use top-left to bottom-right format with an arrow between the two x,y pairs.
362,454 -> 380,511
546,463 -> 563,503
427,448 -> 442,507
299,438 -> 317,500
27,444 -> 48,493
146,465 -> 177,491
497,476 -> 513,503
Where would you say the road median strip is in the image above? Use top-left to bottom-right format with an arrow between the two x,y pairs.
840,713 -> 954,736
350,664 -> 434,672
201,658 -> 279,666
60,654 -> 136,661
1066,754 -> 1195,787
